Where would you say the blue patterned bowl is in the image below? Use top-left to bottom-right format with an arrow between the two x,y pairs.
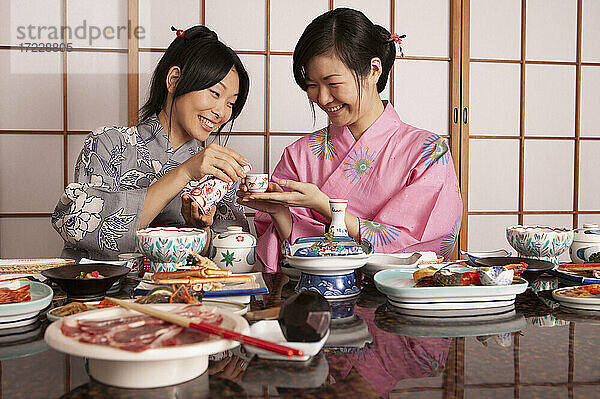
135,227 -> 207,272
506,225 -> 573,265
295,272 -> 361,300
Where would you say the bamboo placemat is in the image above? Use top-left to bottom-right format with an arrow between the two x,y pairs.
0,258 -> 75,274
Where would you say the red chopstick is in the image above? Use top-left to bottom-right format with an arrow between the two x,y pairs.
189,321 -> 303,357
106,297 -> 304,358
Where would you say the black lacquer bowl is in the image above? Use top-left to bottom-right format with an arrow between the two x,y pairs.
41,263 -> 130,301
474,256 -> 555,283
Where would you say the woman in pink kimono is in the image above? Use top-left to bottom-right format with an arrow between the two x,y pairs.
239,8 -> 462,272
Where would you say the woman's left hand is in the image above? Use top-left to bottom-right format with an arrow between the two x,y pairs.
241,179 -> 330,215
181,194 -> 216,228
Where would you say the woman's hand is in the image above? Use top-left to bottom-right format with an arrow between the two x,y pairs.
182,143 -> 249,183
236,180 -> 288,215
181,194 -> 216,229
241,179 -> 330,216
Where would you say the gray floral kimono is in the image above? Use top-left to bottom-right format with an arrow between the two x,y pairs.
52,116 -> 248,261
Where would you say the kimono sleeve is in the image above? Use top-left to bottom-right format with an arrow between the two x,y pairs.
254,146 -> 327,273
358,149 -> 463,260
51,131 -> 146,259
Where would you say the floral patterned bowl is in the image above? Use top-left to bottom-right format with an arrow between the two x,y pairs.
506,225 -> 574,265
135,227 -> 207,272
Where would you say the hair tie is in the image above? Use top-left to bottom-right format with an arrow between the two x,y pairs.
388,33 -> 406,57
171,26 -> 186,39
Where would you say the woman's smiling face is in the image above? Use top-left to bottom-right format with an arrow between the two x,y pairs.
174,67 -> 240,141
304,54 -> 380,131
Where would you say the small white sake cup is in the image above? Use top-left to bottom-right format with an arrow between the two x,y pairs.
246,173 -> 269,193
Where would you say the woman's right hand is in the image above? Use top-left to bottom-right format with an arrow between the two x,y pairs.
236,180 -> 288,215
182,143 -> 249,183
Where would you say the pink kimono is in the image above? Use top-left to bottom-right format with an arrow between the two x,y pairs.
255,102 -> 462,272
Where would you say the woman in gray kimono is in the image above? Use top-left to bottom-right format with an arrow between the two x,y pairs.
52,26 -> 251,260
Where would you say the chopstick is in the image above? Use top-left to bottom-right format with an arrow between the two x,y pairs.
105,297 -> 304,358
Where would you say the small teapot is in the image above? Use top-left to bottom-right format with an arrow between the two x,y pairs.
570,224 -> 600,263
210,226 -> 257,273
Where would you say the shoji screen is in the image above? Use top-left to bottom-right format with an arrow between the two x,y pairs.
0,0 -> 460,259
465,0 -> 599,260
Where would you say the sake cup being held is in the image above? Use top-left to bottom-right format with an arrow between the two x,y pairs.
478,266 -> 514,286
246,173 -> 269,193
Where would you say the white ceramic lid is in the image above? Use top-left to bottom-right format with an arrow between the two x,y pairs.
573,224 -> 600,243
212,226 -> 256,249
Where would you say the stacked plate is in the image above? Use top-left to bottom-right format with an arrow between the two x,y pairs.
373,268 -> 528,314
0,281 -> 53,329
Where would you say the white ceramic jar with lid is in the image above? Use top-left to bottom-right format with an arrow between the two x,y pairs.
210,226 -> 257,273
569,224 -> 600,263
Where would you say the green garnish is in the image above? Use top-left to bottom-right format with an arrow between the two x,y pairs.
75,271 -> 86,279
586,252 -> 600,263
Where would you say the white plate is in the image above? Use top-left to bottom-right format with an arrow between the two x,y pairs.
459,249 -> 511,266
0,281 -> 53,329
373,268 -> 528,311
45,304 -> 249,388
362,253 -> 422,276
243,320 -> 329,361
552,285 -> 600,311
47,299 -> 249,321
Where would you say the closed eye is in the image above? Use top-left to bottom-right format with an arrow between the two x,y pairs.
210,89 -> 220,98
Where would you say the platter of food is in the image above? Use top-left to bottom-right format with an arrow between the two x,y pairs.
548,263 -> 600,285
283,236 -> 373,276
552,284 -> 600,311
47,297 -> 248,321
0,280 -> 53,329
45,303 -> 250,388
134,271 -> 268,299
373,266 -> 528,311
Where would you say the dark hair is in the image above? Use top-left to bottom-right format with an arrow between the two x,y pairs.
140,25 -> 249,134
293,8 -> 395,95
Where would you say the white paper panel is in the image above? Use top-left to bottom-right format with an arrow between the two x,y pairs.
139,0 -> 201,49
231,55 -> 266,132
467,214 -> 518,252
393,59 -> 449,135
206,0 -> 266,51
0,0 -> 61,45
67,0 -> 128,49
0,218 -> 64,258
212,135 -> 265,174
524,65 -> 575,136
0,51 -> 62,130
0,135 -> 63,213
579,141 -> 600,211
333,0 -> 391,29
526,0 -> 577,62
580,66 -> 600,137
270,55 -> 327,132
578,215 -> 600,229
470,0 -> 521,60
67,52 -> 128,131
270,0 -> 328,52
395,0 -> 450,58
269,135 -> 303,175
138,51 -> 163,109
524,140 -> 574,211
468,139 -> 519,211
523,214 -> 573,230
67,134 -> 87,184
582,0 -> 600,62
469,62 -> 520,135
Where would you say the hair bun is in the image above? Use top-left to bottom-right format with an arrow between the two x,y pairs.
186,25 -> 218,41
